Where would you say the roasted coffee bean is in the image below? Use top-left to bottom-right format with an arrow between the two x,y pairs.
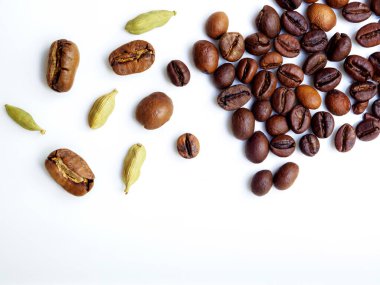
295,85 -> 322,110
213,63 -> 235,89
314,67 -> 342,92
349,81 -> 377,102
231,108 -> 255,140
271,87 -> 296,115
371,0 -> 380,16
177,133 -> 200,159
273,162 -> 299,190
256,5 -> 281,39
305,0 -> 318,3
311,111 -> 335,138
326,33 -> 352,62
356,23 -> 380,48
245,32 -> 272,56
344,55 -> 374,82
299,134 -> 320,156
275,0 -> 302,10
326,0 -> 348,9
219,32 -> 245,62
369,52 -> 380,82
205,11 -> 229,39
325,89 -> 351,116
342,2 -> 371,23
259,52 -> 283,70
307,3 -> 336,32
281,11 -> 309,37
217,85 -> 252,111
251,100 -> 273,122
251,70 -> 277,100
364,112 -> 380,121
167,60 -> 190,87
265,115 -> 289,136
193,40 -> 219,74
277,64 -> 304,88
109,40 -> 154,76
356,118 -> 380,141
245,131 -> 269,163
352,101 -> 369,114
301,30 -> 328,53
274,34 -> 300,58
251,170 -> 273,196
46,39 -> 79,92
302,52 -> 327,76
289,105 -> 311,134
236,58 -> 258,84
270,134 -> 296,157
45,148 -> 95,196
335,124 -> 356,152
371,99 -> 380,118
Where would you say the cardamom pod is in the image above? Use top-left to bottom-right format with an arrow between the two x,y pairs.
88,89 -> 118,129
125,10 -> 176,35
5,104 -> 46,134
122,143 -> 146,194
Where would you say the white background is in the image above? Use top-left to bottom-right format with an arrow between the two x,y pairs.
1,0 -> 380,284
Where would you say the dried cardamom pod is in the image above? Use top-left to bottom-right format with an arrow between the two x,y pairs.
122,143 -> 146,194
125,10 -> 176,35
88,89 -> 118,129
5,104 -> 46,134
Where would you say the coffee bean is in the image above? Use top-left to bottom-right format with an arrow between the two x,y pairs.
352,101 -> 369,115
314,67 -> 342,92
213,63 -> 235,89
281,11 -> 309,37
256,5 -> 281,39
364,112 -> 380,121
356,22 -> 380,48
326,0 -> 348,9
251,70 -> 277,100
368,52 -> 380,82
299,134 -> 320,157
177,133 -> 200,159
245,131 -> 269,163
167,60 -> 190,87
193,40 -> 219,74
295,85 -> 322,110
217,84 -> 252,111
236,58 -> 258,84
371,0 -> 380,16
274,34 -> 301,58
289,104 -> 311,134
259,51 -> 283,70
311,111 -> 335,138
342,2 -> 371,23
273,162 -> 299,190
356,118 -> 380,141
326,33 -> 352,62
231,108 -> 255,140
270,134 -> 296,157
344,55 -> 374,82
301,30 -> 328,53
271,87 -> 296,116
302,52 -> 327,76
251,170 -> 273,196
371,99 -> 380,118
275,0 -> 302,10
307,3 -> 337,32
245,32 -> 272,56
349,81 -> 377,102
335,123 -> 356,152
265,115 -> 289,136
251,100 -> 273,122
325,89 -> 351,116
205,11 -> 229,39
277,64 -> 304,88
219,32 -> 245,62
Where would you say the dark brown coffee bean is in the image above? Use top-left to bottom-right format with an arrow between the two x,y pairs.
299,134 -> 320,156
371,99 -> 380,118
219,32 -> 245,62
301,29 -> 328,53
245,32 -> 272,56
231,108 -> 255,140
277,64 -> 304,88
325,89 -> 351,116
265,115 -> 289,136
274,34 -> 300,58
47,39 -> 79,92
213,63 -> 235,89
311,111 -> 335,138
270,134 -> 296,157
217,84 -> 252,111
45,148 -> 95,196
349,81 -> 377,102
273,162 -> 299,190
371,0 -> 380,16
177,133 -> 200,159
236,58 -> 258,84
281,11 -> 309,37
356,118 -> 380,141
302,52 -> 327,76
245,131 -> 269,163
271,87 -> 296,116
289,105 -> 311,134
335,123 -> 356,152
109,40 -> 154,76
356,23 -> 380,48
205,11 -> 229,39
344,55 -> 374,82
369,52 -> 380,82
251,100 -> 273,122
259,51 -> 283,70
167,60 -> 190,87
342,2 -> 371,23
352,100 -> 369,114
251,70 -> 277,100
326,33 -> 352,62
256,5 -> 281,39
275,0 -> 302,10
327,0 -> 348,9
364,112 -> 379,121
251,170 -> 273,196
314,67 -> 342,92
193,40 -> 219,74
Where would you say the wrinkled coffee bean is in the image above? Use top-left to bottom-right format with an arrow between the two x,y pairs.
325,89 -> 351,116
302,52 -> 327,76
219,32 -> 245,62
236,58 -> 258,84
344,55 -> 374,82
275,0 -> 302,10
342,2 -> 371,23
311,111 -> 335,138
205,11 -> 229,39
251,100 -> 273,122
277,64 -> 304,88
256,5 -> 281,39
231,108 -> 255,140
299,134 -> 320,157
193,40 -> 219,74
271,87 -> 296,116
295,85 -> 322,110
167,60 -> 190,87
301,30 -> 328,53
352,101 -> 369,115
349,81 -> 377,102
356,118 -> 380,141
289,104 -> 311,134
356,23 -> 380,48
371,0 -> 380,16
369,52 -> 380,82
273,162 -> 299,190
177,133 -> 200,159
307,3 -> 337,32
274,34 -> 300,58
314,67 -> 342,92
326,0 -> 349,9
259,51 -> 283,70
245,32 -> 272,56
326,33 -> 352,62
281,11 -> 309,37
213,63 -> 235,89
217,84 -> 252,111
371,99 -> 380,118
245,131 -> 269,163
265,115 -> 289,136
251,70 -> 277,100
270,134 -> 296,157
335,123 -> 356,152
251,170 -> 273,196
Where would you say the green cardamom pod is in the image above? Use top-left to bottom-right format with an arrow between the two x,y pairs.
88,89 -> 118,129
122,143 -> 146,194
125,10 -> 176,35
5,104 -> 46,134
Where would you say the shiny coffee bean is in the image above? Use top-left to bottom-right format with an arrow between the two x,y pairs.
251,70 -> 277,100
270,134 -> 296,157
326,33 -> 352,62
335,124 -> 356,152
271,87 -> 296,116
371,99 -> 380,118
314,67 -> 342,92
219,32 -> 245,62
344,55 -> 374,82
356,118 -> 380,141
251,100 -> 273,122
311,111 -> 335,138
236,58 -> 258,84
295,85 -> 322,110
205,11 -> 229,39
177,133 -> 200,159
356,23 -> 380,48
259,51 -> 283,70
277,64 -> 304,88
371,0 -> 380,16
231,108 -> 255,140
281,11 -> 309,37
251,170 -> 273,197
299,134 -> 320,157
289,104 -> 312,134
274,34 -> 300,58
217,84 -> 252,111
307,3 -> 337,32
256,5 -> 281,39
352,101 -> 369,115
245,131 -> 269,163
167,60 -> 190,87
265,115 -> 289,136
193,40 -> 219,74
302,52 -> 327,76
245,32 -> 272,56
301,30 -> 328,53
368,52 -> 380,82
349,81 -> 377,102
342,2 -> 371,23
275,0 -> 302,10
213,63 -> 235,89
325,89 -> 351,116
273,162 -> 299,190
